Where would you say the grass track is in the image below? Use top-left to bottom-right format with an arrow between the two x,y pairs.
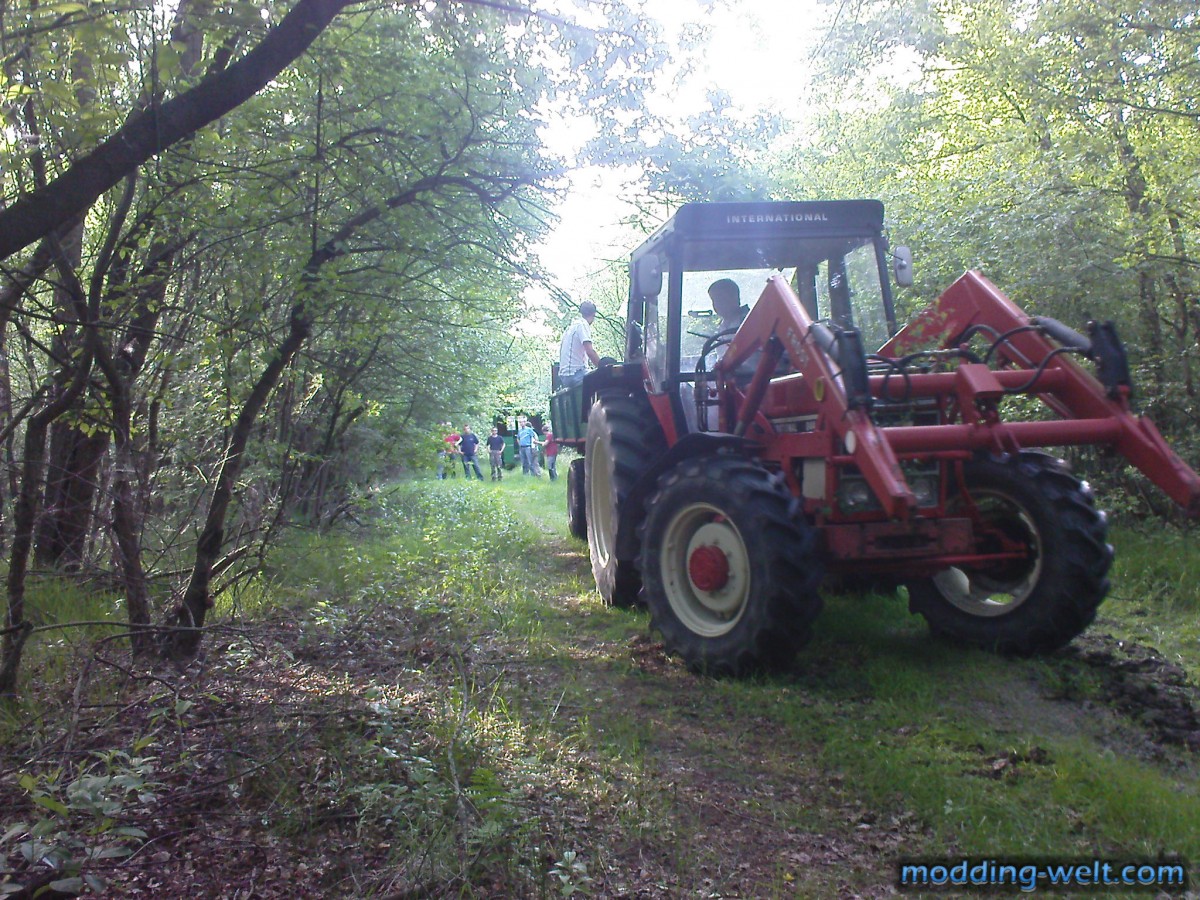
362,475 -> 1200,897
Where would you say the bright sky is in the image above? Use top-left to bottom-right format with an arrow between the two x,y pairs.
527,0 -> 832,328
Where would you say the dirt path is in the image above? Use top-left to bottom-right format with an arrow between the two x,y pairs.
497,599 -> 924,897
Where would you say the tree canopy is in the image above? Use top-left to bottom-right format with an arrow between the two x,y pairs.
769,0 -> 1200,429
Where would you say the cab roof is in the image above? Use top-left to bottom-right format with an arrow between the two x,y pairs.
631,200 -> 886,264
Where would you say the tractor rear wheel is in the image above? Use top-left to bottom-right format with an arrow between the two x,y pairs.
639,456 -> 824,675
907,453 -> 1112,654
585,394 -> 665,606
566,457 -> 586,541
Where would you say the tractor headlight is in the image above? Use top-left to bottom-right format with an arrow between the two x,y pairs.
910,476 -> 939,507
839,479 -> 874,512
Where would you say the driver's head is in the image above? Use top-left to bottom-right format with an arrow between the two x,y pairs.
708,279 -> 741,321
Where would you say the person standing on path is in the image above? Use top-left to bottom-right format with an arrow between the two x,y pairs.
459,424 -> 484,480
441,427 -> 461,478
541,426 -> 559,481
486,426 -> 507,481
517,418 -> 540,475
436,425 -> 449,479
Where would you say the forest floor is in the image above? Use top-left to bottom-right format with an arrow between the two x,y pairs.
3,470 -> 1200,898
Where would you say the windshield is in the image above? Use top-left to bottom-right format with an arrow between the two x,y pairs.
675,235 -> 891,374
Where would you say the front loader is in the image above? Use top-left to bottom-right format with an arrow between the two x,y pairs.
550,200 -> 1200,675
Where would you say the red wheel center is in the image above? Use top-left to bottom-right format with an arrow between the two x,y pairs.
689,544 -> 730,592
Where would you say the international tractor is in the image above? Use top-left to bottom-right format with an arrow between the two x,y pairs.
549,200 -> 1200,676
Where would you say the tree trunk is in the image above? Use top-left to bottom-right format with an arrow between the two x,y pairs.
1164,213 -> 1196,403
0,239 -> 65,557
110,431 -> 153,654
36,425 -> 109,570
0,417 -> 51,698
1112,118 -> 1166,397
33,222 -> 88,568
0,335 -> 11,553
167,302 -> 311,658
0,352 -> 93,698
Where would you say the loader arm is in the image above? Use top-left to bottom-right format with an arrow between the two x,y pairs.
881,271 -> 1200,517
716,275 -> 918,519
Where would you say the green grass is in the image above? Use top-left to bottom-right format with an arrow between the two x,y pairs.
769,581 -> 1200,859
1103,523 -> 1200,670
0,576 -> 124,732
181,480 -> 1200,894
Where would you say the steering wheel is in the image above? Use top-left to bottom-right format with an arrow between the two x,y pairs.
695,326 -> 740,375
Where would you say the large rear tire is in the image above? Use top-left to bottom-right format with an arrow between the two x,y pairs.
566,457 -> 586,541
585,395 -> 665,606
639,456 -> 824,675
906,453 -> 1112,654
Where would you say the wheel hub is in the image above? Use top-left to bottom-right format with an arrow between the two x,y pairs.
661,511 -> 750,632
688,544 -> 730,592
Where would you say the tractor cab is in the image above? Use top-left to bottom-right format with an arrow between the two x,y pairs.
626,200 -> 911,437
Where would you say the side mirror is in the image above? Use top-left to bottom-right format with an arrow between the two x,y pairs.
893,245 -> 913,288
634,254 -> 663,297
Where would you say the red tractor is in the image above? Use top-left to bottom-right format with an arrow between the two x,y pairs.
550,200 -> 1200,675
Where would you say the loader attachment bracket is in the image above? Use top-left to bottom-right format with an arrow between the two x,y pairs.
884,271 -> 1198,515
836,328 -> 872,412
1087,320 -> 1132,399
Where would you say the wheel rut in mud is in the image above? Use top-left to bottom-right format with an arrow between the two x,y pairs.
1062,631 -> 1200,752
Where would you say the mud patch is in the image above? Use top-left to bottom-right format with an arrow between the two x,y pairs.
1062,632 -> 1200,751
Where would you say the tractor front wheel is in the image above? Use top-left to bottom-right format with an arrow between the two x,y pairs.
906,453 -> 1112,654
639,456 -> 824,675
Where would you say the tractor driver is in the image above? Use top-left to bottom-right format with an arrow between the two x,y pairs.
707,278 -> 749,334
707,277 -> 787,378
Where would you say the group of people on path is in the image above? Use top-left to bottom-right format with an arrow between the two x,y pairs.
436,419 -> 557,482
437,423 -> 502,481
436,290 -> 735,484
432,297 -> 617,485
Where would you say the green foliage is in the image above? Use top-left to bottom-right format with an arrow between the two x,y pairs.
2,750 -> 157,895
0,580 -> 127,696
1111,526 -> 1200,613
0,0 -> 679,700
1098,523 -> 1200,679
213,477 -> 624,893
550,849 -> 594,897
7,0 -> 1200,886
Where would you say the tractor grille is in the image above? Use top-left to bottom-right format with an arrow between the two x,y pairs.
836,396 -> 943,513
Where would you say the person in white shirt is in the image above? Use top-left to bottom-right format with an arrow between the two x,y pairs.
558,301 -> 602,387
